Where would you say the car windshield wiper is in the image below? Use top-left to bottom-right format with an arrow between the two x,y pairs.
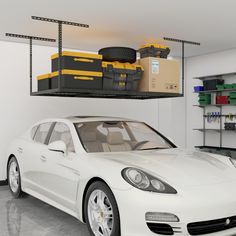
137,147 -> 169,151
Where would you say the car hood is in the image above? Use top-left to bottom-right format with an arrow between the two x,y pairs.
94,148 -> 236,188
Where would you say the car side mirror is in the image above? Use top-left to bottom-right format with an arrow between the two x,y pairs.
48,141 -> 67,155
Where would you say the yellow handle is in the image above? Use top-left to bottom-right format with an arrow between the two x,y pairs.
74,76 -> 94,81
73,58 -> 94,63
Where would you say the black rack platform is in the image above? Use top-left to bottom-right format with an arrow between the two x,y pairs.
31,88 -> 182,100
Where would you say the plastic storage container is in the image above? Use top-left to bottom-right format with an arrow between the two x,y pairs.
102,61 -> 143,91
194,86 -> 204,92
225,123 -> 236,130
216,96 -> 229,104
37,70 -> 103,91
51,51 -> 102,72
138,44 -> 170,59
198,94 -> 211,105
203,79 -> 224,91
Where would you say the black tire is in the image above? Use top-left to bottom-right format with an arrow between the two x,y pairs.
84,181 -> 120,236
7,157 -> 24,198
99,47 -> 136,63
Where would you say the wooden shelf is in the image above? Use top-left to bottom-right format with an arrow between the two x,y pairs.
31,88 -> 182,100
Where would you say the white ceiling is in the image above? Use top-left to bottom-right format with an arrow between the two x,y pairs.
1,0 -> 236,57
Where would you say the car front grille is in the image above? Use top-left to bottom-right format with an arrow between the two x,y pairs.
187,215 -> 236,235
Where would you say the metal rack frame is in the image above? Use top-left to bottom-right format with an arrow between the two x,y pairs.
194,72 -> 236,152
6,17 -> 200,99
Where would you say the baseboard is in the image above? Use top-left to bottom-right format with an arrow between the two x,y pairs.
0,180 -> 7,186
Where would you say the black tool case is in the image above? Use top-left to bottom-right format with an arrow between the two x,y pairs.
138,44 -> 170,59
203,79 -> 224,91
51,51 -> 102,72
102,61 -> 143,91
37,70 -> 103,90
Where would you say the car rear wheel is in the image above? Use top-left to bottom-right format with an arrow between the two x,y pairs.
8,157 -> 24,198
85,181 -> 120,236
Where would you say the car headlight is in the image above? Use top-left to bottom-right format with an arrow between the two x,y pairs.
122,167 -> 177,194
230,158 -> 236,168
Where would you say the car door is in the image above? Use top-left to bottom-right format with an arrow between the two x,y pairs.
21,122 -> 54,193
39,122 -> 80,212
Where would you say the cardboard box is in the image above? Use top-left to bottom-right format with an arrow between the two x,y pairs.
138,57 -> 180,93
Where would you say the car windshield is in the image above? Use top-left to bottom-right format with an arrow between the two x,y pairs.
75,121 -> 174,153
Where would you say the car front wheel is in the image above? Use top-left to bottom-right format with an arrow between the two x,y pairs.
85,181 -> 120,236
8,157 -> 24,198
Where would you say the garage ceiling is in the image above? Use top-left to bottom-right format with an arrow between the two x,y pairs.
1,0 -> 236,57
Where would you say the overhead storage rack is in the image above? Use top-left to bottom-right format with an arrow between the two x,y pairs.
6,16 -> 200,100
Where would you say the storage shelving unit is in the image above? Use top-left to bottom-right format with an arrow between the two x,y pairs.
194,72 -> 236,156
6,16 -> 200,100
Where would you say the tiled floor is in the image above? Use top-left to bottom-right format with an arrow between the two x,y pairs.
0,186 -> 90,236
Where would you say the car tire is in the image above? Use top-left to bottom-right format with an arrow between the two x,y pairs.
99,47 -> 137,63
7,157 -> 24,198
84,181 -> 120,236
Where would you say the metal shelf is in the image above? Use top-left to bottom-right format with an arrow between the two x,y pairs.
6,16 -> 200,100
193,104 -> 236,108
194,72 -> 236,80
32,88 -> 182,100
194,88 -> 236,94
194,128 -> 236,132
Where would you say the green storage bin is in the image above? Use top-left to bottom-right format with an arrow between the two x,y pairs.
199,100 -> 211,105
229,99 -> 236,105
224,84 -> 234,89
229,92 -> 236,99
216,84 -> 225,90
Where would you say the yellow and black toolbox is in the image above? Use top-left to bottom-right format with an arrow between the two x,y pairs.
51,51 -> 103,72
37,70 -> 103,91
138,44 -> 170,59
102,61 -> 143,91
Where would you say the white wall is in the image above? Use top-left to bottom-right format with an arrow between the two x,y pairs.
186,49 -> 236,149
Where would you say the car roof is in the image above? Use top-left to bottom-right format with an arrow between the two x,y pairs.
35,116 -> 138,126
67,116 -> 137,123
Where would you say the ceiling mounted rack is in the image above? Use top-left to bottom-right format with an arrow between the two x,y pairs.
6,17 -> 200,99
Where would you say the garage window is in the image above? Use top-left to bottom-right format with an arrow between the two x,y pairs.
34,122 -> 52,144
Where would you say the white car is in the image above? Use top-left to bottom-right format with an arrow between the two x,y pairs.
4,116 -> 236,236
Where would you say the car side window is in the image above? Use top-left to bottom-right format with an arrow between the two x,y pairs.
34,122 -> 52,144
49,122 -> 75,153
31,125 -> 38,140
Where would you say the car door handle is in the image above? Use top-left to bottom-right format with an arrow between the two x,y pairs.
40,155 -> 47,162
17,147 -> 23,154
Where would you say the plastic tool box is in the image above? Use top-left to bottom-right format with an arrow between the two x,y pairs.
51,51 -> 102,72
203,79 -> 224,91
194,86 -> 204,92
224,123 -> 236,130
216,96 -> 229,104
37,70 -> 103,90
138,44 -> 170,59
102,61 -> 143,91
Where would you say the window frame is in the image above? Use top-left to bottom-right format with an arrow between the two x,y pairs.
47,122 -> 76,153
33,122 -> 55,145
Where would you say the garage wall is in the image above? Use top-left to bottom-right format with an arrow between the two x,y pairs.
0,40 -> 187,181
186,48 -> 236,149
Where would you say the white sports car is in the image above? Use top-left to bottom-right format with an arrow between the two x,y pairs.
4,116 -> 236,236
